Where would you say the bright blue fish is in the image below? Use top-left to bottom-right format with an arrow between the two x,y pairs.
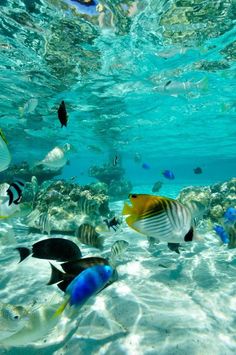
213,225 -> 229,244
142,163 -> 151,170
54,265 -> 113,317
162,170 -> 175,180
224,207 -> 236,223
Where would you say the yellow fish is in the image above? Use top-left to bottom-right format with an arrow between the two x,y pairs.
122,194 -> 201,244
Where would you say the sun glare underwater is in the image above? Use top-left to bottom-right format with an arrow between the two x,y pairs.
0,0 -> 236,354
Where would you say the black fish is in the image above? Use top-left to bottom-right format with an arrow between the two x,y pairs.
7,180 -> 25,206
48,257 -> 117,292
57,101 -> 68,128
167,243 -> 181,254
194,167 -> 202,174
113,155 -> 119,167
104,216 -> 121,231
16,238 -> 82,263
76,224 -> 103,249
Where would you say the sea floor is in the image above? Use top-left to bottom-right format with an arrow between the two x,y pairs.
0,186 -> 236,354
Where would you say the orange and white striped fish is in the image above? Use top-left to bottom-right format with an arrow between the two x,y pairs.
122,194 -> 204,244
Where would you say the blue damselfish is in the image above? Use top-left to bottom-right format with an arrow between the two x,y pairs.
213,225 -> 229,244
162,170 -> 175,180
224,207 -> 236,223
54,265 -> 113,316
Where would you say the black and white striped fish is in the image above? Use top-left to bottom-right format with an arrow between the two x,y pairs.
6,179 -> 25,206
111,240 -> 129,259
122,194 -> 205,244
76,223 -> 103,249
37,212 -> 51,236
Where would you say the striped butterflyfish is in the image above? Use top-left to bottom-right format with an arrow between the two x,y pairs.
6,179 -> 25,206
122,194 -> 200,243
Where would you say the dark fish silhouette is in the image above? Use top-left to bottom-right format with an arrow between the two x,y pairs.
167,243 -> 181,254
48,256 -> 117,292
7,179 -> 25,206
16,238 -> 82,263
57,101 -> 68,128
194,167 -> 202,174
104,216 -> 121,231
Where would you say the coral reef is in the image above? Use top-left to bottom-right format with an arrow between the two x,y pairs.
0,161 -> 62,184
26,180 -> 110,233
89,163 -> 132,200
178,178 -> 236,247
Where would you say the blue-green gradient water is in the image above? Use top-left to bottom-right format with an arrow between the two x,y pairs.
0,0 -> 236,354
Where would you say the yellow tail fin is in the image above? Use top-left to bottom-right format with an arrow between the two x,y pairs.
52,298 -> 69,319
122,203 -> 133,216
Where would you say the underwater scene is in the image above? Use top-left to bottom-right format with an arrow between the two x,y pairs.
0,0 -> 236,354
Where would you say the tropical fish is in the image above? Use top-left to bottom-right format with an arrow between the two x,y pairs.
213,225 -> 229,244
134,153 -> 142,163
224,207 -> 236,223
152,181 -> 163,193
6,179 -> 25,206
122,194 -> 201,243
194,167 -> 202,174
0,303 -> 28,333
53,265 -> 113,317
16,238 -> 82,263
0,129 -> 11,173
76,223 -> 103,249
19,98 -> 38,117
38,144 -> 71,170
36,212 -> 52,236
142,162 -> 150,170
113,155 -> 119,167
162,170 -> 175,180
110,240 -> 129,261
57,101 -> 68,128
104,216 -> 121,231
48,256 -> 114,291
78,196 -> 97,214
0,183 -> 21,219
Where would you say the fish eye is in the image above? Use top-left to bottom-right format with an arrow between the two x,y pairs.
13,315 -> 19,320
131,194 -> 137,198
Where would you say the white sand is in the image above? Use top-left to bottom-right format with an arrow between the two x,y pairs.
0,199 -> 236,354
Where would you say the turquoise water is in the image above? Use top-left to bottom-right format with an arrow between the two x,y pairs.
0,0 -> 236,354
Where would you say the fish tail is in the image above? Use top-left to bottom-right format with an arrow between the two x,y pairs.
18,107 -> 24,118
47,263 -> 65,285
16,247 -> 31,263
122,203 -> 133,216
198,77 -> 209,91
52,298 -> 70,318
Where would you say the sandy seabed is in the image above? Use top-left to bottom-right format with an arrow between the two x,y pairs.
0,195 -> 236,355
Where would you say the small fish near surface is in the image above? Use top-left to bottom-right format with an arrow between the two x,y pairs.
16,238 -> 82,263
57,100 -> 68,128
122,193 -> 203,244
6,179 -> 25,206
53,265 -> 114,318
19,98 -> 38,117
142,162 -> 151,170
104,216 -> 121,231
193,167 -> 202,174
48,256 -> 117,292
152,181 -> 163,193
76,223 -> 104,249
213,225 -> 229,244
113,155 -> 120,167
37,144 -> 71,170
162,170 -> 175,180
0,128 -> 11,173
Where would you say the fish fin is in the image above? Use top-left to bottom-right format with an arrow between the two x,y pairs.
52,297 -> 70,318
198,77 -> 208,91
47,263 -> 65,285
122,203 -> 133,216
16,247 -> 31,263
18,107 -> 24,117
57,280 -> 73,292
167,243 -> 180,254
184,200 -> 207,219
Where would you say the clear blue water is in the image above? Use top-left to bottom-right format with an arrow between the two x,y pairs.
0,0 -> 236,353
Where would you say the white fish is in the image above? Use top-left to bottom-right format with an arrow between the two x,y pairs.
19,98 -> 38,117
0,303 -> 28,339
0,129 -> 11,173
38,143 -> 71,170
